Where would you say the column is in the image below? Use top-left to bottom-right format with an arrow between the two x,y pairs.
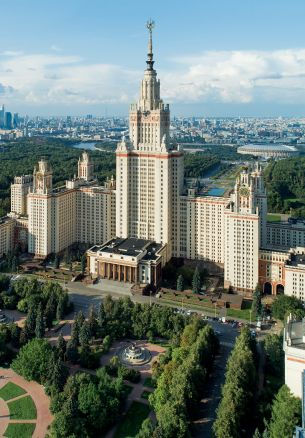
107,263 -> 111,279
124,266 -> 127,282
118,265 -> 121,282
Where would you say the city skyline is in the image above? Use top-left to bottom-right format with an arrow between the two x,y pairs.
2,0 -> 305,116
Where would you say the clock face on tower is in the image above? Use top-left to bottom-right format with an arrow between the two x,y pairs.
239,186 -> 250,198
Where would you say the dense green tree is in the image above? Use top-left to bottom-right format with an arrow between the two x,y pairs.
136,418 -> 155,438
11,338 -> 54,383
44,299 -> 54,330
87,306 -> 98,338
56,296 -> 65,321
192,266 -> 201,294
25,304 -> 37,335
0,332 -> 10,365
8,323 -> 21,347
213,328 -> 257,438
35,304 -> 45,338
48,356 -> 68,393
56,332 -> 66,361
252,284 -> 262,318
268,385 -> 301,438
102,335 -> 111,352
271,295 -> 305,321
263,334 -> 284,377
264,157 -> 305,217
66,339 -> 79,364
79,322 -> 90,348
177,274 -> 184,292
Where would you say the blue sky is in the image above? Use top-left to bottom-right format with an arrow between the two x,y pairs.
1,0 -> 305,116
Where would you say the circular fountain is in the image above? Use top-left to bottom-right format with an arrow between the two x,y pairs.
118,342 -> 151,366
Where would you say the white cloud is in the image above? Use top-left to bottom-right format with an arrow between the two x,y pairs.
161,49 -> 305,105
2,48 -> 305,110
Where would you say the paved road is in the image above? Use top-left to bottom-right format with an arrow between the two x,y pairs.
192,321 -> 238,438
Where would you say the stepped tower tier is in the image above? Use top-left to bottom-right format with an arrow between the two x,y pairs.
116,21 -> 184,257
129,19 -> 170,152
78,151 -> 94,181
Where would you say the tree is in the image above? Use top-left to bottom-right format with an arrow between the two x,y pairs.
87,305 -> 98,338
176,274 -> 184,292
268,385 -> 301,438
66,339 -> 79,364
79,322 -> 90,348
213,328 -> 256,438
192,266 -> 201,294
48,356 -> 68,393
56,332 -> 66,361
35,304 -> 45,339
26,304 -> 37,335
55,254 -> 60,269
44,299 -> 54,330
263,334 -> 284,377
136,418 -> 154,438
9,323 -> 21,348
11,338 -> 54,384
81,254 -> 86,275
102,335 -> 111,352
271,295 -> 305,321
252,284 -> 262,318
56,296 -> 65,321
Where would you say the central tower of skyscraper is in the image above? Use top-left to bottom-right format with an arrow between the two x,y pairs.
116,21 -> 184,258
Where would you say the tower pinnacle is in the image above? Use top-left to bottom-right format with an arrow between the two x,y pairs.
146,19 -> 155,70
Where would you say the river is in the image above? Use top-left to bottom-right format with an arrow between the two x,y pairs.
73,142 -> 97,150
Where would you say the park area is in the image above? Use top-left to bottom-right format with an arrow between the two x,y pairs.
0,368 -> 53,438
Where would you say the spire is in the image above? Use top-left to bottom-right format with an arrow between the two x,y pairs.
146,19 -> 155,71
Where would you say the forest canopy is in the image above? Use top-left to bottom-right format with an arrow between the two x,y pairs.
264,157 -> 305,217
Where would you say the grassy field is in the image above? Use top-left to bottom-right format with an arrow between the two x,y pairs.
227,307 -> 251,321
267,214 -> 281,222
114,401 -> 151,438
0,382 -> 26,401
4,423 -> 36,438
8,395 -> 37,420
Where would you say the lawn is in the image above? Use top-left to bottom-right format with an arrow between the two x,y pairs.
0,382 -> 26,401
227,307 -> 251,321
267,214 -> 281,222
114,401 -> 151,438
8,395 -> 37,420
143,377 -> 156,388
4,423 -> 36,438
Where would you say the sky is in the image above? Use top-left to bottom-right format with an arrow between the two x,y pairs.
2,0 -> 305,117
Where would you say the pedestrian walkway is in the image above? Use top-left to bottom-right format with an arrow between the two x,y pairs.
0,368 -> 53,438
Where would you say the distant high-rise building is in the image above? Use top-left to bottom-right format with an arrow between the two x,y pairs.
13,113 -> 19,128
0,105 -> 5,128
4,111 -> 12,129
